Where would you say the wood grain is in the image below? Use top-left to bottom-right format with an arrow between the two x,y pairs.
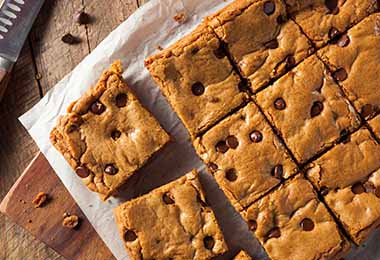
0,153 -> 115,260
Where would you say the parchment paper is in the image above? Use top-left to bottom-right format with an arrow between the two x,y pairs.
19,0 -> 380,259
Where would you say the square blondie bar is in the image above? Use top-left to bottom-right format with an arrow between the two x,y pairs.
50,61 -> 170,199
114,170 -> 228,260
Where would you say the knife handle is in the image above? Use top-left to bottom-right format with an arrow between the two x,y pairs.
0,59 -> 13,102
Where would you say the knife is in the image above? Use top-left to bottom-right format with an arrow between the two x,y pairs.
0,0 -> 45,100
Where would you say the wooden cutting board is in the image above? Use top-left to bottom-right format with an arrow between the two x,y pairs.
0,153 -> 115,260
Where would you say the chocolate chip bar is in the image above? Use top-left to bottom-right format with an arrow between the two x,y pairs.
114,170 -> 228,260
306,128 -> 380,244
145,24 -> 248,138
207,0 -> 313,92
256,55 -> 360,164
50,61 -> 170,199
243,176 -> 350,260
292,0 -> 378,48
194,102 -> 298,211
318,13 -> 380,120
233,250 -> 252,260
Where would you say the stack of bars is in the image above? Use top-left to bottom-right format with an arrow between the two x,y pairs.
51,0 -> 380,259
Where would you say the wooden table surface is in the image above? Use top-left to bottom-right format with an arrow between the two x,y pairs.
0,1 -> 148,258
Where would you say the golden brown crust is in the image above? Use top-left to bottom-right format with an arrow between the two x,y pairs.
114,171 -> 228,260
50,61 -> 170,199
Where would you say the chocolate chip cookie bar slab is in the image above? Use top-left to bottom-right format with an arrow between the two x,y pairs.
307,128 -> 380,244
194,102 -> 298,211
233,250 -> 252,260
256,55 -> 360,164
114,170 -> 228,260
369,115 -> 380,139
243,176 -> 350,260
50,62 -> 170,199
318,13 -> 380,120
292,0 -> 378,48
145,24 -> 248,138
207,0 -> 313,93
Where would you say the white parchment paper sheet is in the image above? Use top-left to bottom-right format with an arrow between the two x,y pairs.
19,0 -> 380,259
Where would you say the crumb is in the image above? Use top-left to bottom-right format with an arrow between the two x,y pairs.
35,73 -> 42,80
32,192 -> 48,208
173,12 -> 186,23
62,213 -> 80,229
157,45 -> 164,51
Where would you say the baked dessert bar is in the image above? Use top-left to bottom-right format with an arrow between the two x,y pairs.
256,55 -> 360,164
318,13 -> 380,120
50,61 -> 170,199
243,176 -> 350,260
194,102 -> 298,211
233,250 -> 252,260
292,0 -> 378,48
145,24 -> 248,138
114,170 -> 228,260
307,128 -> 380,244
207,0 -> 313,92
369,115 -> 380,139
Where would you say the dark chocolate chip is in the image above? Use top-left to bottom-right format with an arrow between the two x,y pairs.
263,1 -> 276,16
352,182 -> 365,194
104,164 -> 118,175
332,68 -> 348,82
225,168 -> 238,182
216,141 -> 229,153
266,227 -> 281,240
61,33 -> 79,44
191,47 -> 200,55
274,98 -> 286,110
272,165 -> 283,180
329,27 -> 340,40
337,34 -> 350,47
276,15 -> 286,24
264,39 -> 279,49
310,101 -> 324,118
203,236 -> 215,250
250,130 -> 263,143
115,93 -> 128,107
75,166 -> 90,178
67,125 -> 78,133
90,101 -> 106,115
376,187 -> 380,198
360,104 -> 375,119
75,11 -> 90,25
214,44 -> 226,59
248,220 -> 257,231
111,130 -> 121,140
300,218 -> 315,231
208,162 -> 218,173
162,192 -> 175,204
285,55 -> 296,70
226,135 -> 239,149
320,186 -> 329,196
325,0 -> 338,12
191,82 -> 205,96
124,230 -> 137,242
238,79 -> 250,92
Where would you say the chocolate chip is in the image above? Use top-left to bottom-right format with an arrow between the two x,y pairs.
310,101 -> 324,118
214,44 -> 226,59
264,39 -> 279,49
320,186 -> 329,196
376,187 -> 380,198
61,33 -> 79,44
360,104 -> 375,119
115,93 -> 128,107
75,166 -> 90,178
111,130 -> 121,140
337,34 -> 350,47
67,125 -> 78,133
75,11 -> 90,25
276,15 -> 286,24
266,227 -> 281,240
272,165 -> 283,179
203,236 -> 215,250
285,55 -> 296,70
104,164 -> 118,175
124,230 -> 137,242
238,79 -> 250,92
225,168 -> 238,182
162,192 -> 175,204
325,0 -> 338,12
191,82 -> 205,96
216,141 -> 229,153
208,162 -> 218,173
248,220 -> 257,231
300,218 -> 315,231
90,101 -> 105,114
226,135 -> 239,149
263,1 -> 276,16
329,27 -> 340,40
191,47 -> 200,55
274,98 -> 286,110
250,130 -> 263,143
332,68 -> 348,82
352,182 -> 365,194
